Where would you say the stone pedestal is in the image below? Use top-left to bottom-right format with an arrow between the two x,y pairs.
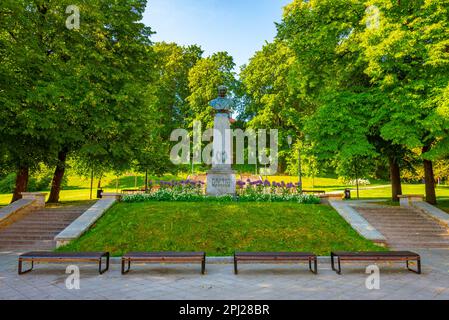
206,169 -> 236,196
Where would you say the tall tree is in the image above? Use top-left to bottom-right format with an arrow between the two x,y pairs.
187,52 -> 238,128
360,0 -> 449,204
1,0 -> 159,203
240,41 -> 304,172
278,0 -> 408,201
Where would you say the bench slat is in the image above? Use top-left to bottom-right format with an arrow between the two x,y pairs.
121,252 -> 206,275
332,251 -> 419,258
123,252 -> 205,259
234,252 -> 318,274
235,252 -> 315,258
20,252 -> 108,260
331,251 -> 421,275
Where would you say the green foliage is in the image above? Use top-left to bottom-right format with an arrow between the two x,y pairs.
0,168 -> 67,193
122,189 -> 320,204
274,0 -> 449,199
187,52 -> 239,127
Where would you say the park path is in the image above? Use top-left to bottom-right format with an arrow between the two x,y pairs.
0,202 -> 93,252
355,205 -> 449,249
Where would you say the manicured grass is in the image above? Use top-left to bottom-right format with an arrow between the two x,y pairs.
58,202 -> 385,256
437,200 -> 449,214
356,185 -> 449,199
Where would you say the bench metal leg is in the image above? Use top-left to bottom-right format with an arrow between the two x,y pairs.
331,254 -> 342,275
201,257 -> 206,275
336,258 -> 342,274
18,259 -> 34,275
407,258 -> 421,274
99,253 -> 110,275
234,254 -> 238,275
309,257 -> 318,274
331,253 -> 336,272
121,258 -> 131,275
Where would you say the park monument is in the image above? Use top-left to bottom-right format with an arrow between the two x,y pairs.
206,86 -> 236,196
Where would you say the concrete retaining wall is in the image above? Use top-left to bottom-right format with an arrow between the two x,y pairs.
55,197 -> 119,248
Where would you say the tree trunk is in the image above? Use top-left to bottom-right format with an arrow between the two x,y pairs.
11,167 -> 29,203
47,149 -> 68,203
145,169 -> 149,193
422,146 -> 437,205
97,175 -> 102,189
389,156 -> 402,202
90,169 -> 94,200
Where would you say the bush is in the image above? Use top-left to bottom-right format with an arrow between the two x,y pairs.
0,173 -> 16,193
0,168 -> 67,193
122,189 -> 320,204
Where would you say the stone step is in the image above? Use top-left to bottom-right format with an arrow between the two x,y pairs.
0,203 -> 92,251
29,215 -> 83,219
0,245 -> 55,251
8,222 -> 74,227
374,227 -> 448,233
6,227 -> 72,232
356,205 -> 449,249
28,211 -> 83,215
0,235 -> 57,240
0,230 -> 59,236
390,243 -> 449,249
387,237 -> 449,241
0,240 -> 55,246
13,217 -> 77,222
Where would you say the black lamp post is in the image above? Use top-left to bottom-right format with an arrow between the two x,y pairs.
288,135 -> 303,192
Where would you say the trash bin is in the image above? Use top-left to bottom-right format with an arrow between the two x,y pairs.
344,189 -> 351,200
96,189 -> 103,199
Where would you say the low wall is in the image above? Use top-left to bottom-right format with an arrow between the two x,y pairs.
0,193 -> 47,230
55,196 -> 119,248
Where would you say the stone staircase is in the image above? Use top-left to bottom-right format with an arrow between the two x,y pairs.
356,206 -> 449,249
0,202 -> 93,252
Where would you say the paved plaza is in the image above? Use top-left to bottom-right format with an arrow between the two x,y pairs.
1,249 -> 448,300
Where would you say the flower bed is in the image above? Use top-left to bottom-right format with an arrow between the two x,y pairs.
122,179 -> 320,204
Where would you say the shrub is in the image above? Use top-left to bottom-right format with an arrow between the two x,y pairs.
122,189 -> 320,204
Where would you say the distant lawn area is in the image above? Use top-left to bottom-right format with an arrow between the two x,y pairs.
58,202 -> 384,256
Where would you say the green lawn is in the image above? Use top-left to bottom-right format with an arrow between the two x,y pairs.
356,185 -> 449,199
58,202 -> 385,256
437,200 -> 449,214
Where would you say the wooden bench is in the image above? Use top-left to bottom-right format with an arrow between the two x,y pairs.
18,252 -> 110,275
121,252 -> 206,275
331,251 -> 421,274
234,252 -> 318,274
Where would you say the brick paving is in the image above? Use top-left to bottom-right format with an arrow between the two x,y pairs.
0,250 -> 448,300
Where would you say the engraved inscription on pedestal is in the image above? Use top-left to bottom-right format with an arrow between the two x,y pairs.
206,172 -> 236,196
